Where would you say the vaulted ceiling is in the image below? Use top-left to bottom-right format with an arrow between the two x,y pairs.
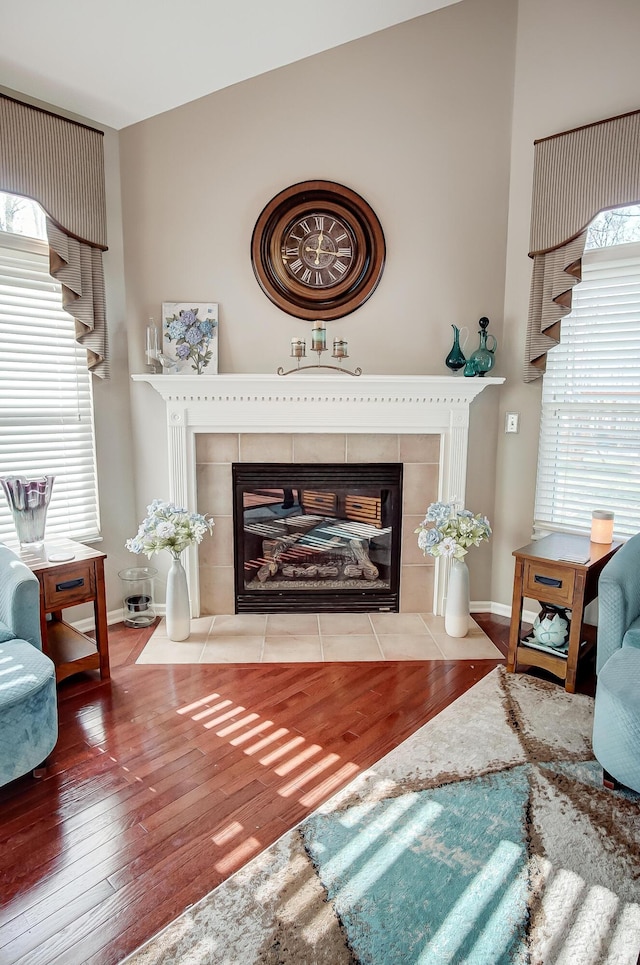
0,0 -> 461,129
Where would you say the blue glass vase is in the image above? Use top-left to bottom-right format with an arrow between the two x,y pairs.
468,317 -> 497,377
445,325 -> 466,372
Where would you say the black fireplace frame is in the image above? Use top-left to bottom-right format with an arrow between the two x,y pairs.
232,462 -> 403,613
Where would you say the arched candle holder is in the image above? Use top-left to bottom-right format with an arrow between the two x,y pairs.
277,323 -> 362,377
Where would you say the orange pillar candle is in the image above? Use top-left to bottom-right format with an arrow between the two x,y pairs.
591,510 -> 614,544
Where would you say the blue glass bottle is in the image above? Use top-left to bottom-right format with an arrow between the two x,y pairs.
468,317 -> 497,377
445,325 -> 466,372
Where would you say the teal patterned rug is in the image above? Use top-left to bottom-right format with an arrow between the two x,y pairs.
124,667 -> 640,964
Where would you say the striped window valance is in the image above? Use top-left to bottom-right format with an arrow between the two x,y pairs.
525,109 -> 640,382
0,94 -> 109,377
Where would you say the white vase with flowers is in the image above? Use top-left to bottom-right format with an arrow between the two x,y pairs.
126,499 -> 214,641
415,501 -> 491,638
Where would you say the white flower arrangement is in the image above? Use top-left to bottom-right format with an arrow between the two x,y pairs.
126,499 -> 214,560
415,501 -> 491,561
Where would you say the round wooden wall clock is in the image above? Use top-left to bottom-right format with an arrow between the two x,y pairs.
251,180 -> 386,321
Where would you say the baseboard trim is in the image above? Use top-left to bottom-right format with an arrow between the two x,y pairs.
73,601 -> 532,632
471,600 -> 537,624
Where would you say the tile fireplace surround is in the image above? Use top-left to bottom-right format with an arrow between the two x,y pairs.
132,374 -> 503,616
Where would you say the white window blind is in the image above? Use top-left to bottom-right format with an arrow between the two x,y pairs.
0,230 -> 100,542
534,241 -> 640,540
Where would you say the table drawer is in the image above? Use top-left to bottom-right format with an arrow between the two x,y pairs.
523,559 -> 575,607
41,561 -> 95,609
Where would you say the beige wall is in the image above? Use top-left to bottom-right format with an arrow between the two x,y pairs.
491,0 -> 640,611
120,0 -> 516,604
93,127 -> 141,608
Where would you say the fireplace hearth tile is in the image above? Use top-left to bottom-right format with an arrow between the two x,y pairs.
318,613 -> 373,634
149,615 -> 214,640
263,636 -> 323,662
429,632 -> 503,659
322,634 -> 384,661
197,464 -> 233,516
402,517 -> 437,566
402,463 -> 439,515
399,434 -> 440,464
265,613 -> 320,637
199,565 -> 235,615
199,516 -> 234,566
196,433 -> 239,464
369,612 -> 431,635
292,434 -> 346,463
136,635 -> 207,663
209,614 -> 268,636
346,434 -> 398,463
136,614 -> 500,664
376,634 -> 443,660
400,565 -> 435,613
240,433 -> 293,463
201,636 -> 264,663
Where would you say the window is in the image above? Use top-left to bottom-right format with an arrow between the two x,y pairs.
534,206 -> 640,540
0,193 -> 100,542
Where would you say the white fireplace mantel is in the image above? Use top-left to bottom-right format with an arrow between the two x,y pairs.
132,373 -> 504,614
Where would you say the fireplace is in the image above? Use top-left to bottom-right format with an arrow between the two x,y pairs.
131,373 -> 503,615
233,463 -> 402,613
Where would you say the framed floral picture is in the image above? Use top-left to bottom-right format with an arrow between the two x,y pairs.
161,302 -> 219,374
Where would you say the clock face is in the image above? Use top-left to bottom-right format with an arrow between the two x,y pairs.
282,212 -> 356,290
251,181 -> 385,321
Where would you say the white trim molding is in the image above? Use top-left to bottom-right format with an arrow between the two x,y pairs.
132,373 -> 503,615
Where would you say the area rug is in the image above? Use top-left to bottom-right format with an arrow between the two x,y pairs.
123,667 -> 640,964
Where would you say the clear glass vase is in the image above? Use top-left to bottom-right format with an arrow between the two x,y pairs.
119,566 -> 158,628
0,474 -> 55,548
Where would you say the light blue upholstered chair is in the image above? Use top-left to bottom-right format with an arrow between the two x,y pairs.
0,543 -> 58,787
592,534 -> 640,793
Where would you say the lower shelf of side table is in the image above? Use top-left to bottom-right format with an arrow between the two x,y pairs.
46,620 -> 101,682
515,627 -> 596,682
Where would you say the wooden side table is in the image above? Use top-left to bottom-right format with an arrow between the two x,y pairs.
507,533 -> 622,693
13,537 -> 110,683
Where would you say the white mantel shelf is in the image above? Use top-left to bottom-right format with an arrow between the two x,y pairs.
132,373 -> 504,434
132,372 -> 504,616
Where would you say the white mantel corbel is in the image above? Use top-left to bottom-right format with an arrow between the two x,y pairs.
132,373 -> 504,615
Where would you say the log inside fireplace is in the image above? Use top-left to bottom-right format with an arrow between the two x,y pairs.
232,463 -> 402,613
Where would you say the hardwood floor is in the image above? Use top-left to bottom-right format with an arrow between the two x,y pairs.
0,613 -> 576,964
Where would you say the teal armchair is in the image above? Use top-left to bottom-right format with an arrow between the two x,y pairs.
0,543 -> 58,787
592,534 -> 640,793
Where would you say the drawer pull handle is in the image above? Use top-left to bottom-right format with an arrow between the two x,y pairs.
534,574 -> 562,588
56,577 -> 85,592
